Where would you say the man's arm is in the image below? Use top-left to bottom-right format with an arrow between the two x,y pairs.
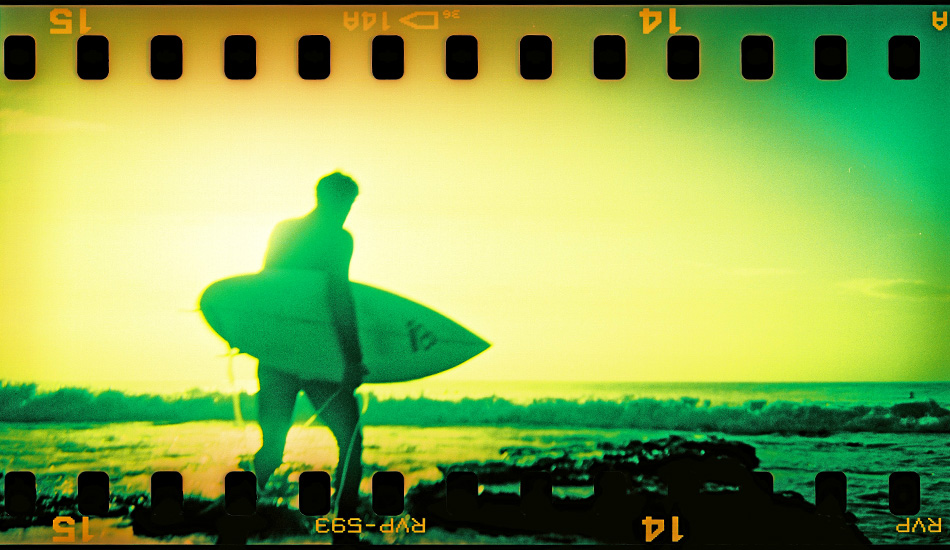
263,222 -> 289,269
326,231 -> 364,385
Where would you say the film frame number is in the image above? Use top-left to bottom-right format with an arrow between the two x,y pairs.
49,8 -> 91,35
642,516 -> 684,543
52,516 -> 94,543
934,11 -> 947,30
639,8 -> 681,35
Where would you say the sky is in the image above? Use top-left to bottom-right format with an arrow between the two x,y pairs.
0,6 -> 948,395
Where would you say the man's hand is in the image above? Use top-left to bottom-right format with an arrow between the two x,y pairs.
341,362 -> 369,392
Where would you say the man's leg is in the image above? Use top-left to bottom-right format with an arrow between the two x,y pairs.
254,366 -> 301,491
302,382 -> 363,518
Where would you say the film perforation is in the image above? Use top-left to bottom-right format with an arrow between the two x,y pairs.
1,35 -> 35,80
371,471 -> 405,516
888,35 -> 921,80
223,35 -> 256,80
445,34 -> 477,80
149,471 -> 184,524
298,34 -> 330,80
150,35 -> 183,81
75,34 -> 108,80
667,34 -> 699,80
223,470 -> 257,516
76,471 -> 110,517
889,471 -> 921,516
371,35 -> 405,80
814,470 -> 848,517
815,35 -> 847,81
740,35 -> 773,81
592,34 -> 625,80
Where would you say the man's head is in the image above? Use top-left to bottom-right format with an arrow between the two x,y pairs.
316,171 -> 358,225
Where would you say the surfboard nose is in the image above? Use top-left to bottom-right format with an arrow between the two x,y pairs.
473,334 -> 491,353
464,330 -> 491,359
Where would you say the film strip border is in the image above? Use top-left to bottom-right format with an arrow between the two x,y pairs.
1,32 -> 926,81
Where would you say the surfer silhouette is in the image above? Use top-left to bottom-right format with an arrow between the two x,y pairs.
256,171 -> 366,540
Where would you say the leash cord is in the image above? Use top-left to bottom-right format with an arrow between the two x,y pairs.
227,349 -> 245,426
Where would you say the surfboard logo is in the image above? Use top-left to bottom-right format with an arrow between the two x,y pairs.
407,319 -> 437,352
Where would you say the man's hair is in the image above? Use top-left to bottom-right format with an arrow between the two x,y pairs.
316,171 -> 359,205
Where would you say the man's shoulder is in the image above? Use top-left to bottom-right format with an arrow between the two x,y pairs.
335,229 -> 354,254
273,216 -> 309,233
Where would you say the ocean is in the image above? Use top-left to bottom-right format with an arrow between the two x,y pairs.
364,380 -> 950,407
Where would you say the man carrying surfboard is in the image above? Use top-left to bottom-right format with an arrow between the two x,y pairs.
257,171 -> 367,541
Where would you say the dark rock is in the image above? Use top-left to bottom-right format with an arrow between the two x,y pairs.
406,435 -> 872,546
129,495 -> 314,542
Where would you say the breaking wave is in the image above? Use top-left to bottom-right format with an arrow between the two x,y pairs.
2,381 -> 948,434
360,394 -> 950,435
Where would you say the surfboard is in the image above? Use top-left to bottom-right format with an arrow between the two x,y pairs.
198,270 -> 489,383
